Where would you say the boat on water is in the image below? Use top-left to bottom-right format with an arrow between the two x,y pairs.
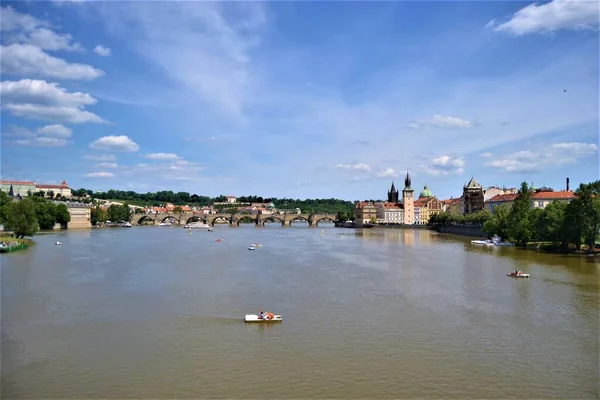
508,271 -> 530,278
251,243 -> 263,247
55,241 -> 62,245
471,239 -> 494,245
158,222 -> 172,227
248,246 -> 256,250
244,313 -> 282,323
0,241 -> 29,253
215,238 -> 224,242
182,221 -> 211,229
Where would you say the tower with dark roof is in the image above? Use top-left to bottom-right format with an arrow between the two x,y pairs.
387,181 -> 399,204
402,171 -> 414,224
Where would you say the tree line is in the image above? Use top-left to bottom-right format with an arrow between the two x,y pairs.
71,188 -> 356,215
430,180 -> 600,252
91,204 -> 132,225
0,191 -> 71,238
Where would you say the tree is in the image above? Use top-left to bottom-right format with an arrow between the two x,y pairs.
8,185 -> 14,197
0,191 -> 10,224
35,201 -> 58,230
482,204 -> 511,239
507,181 -> 534,246
56,203 -> 71,225
534,201 -> 568,247
91,206 -> 107,225
107,204 -> 131,222
6,198 -> 39,238
47,190 -> 55,199
567,181 -> 600,252
173,206 -> 183,214
369,215 -> 377,224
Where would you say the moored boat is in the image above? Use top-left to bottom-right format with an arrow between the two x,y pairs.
183,221 -> 210,229
471,239 -> 493,245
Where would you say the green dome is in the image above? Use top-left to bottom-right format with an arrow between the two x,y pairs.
419,185 -> 433,198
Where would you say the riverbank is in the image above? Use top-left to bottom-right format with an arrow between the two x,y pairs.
0,234 -> 33,253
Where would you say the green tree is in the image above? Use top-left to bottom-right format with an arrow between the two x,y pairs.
91,206 -> 107,225
35,201 -> 58,230
507,182 -> 534,246
6,198 -> 39,238
567,181 -> 600,252
482,204 -> 511,239
47,190 -> 55,199
173,206 -> 183,214
535,201 -> 568,247
107,204 -> 131,222
56,203 -> 71,225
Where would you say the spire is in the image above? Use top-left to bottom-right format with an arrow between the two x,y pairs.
389,181 -> 396,193
404,171 -> 411,189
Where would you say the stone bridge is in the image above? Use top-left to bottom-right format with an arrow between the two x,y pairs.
132,212 -> 338,227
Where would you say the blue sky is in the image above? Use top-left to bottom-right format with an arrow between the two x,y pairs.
1,0 -> 598,201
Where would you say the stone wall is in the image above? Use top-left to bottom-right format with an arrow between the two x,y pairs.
434,224 -> 486,238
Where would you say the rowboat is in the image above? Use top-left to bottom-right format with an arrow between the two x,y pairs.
244,314 -> 282,323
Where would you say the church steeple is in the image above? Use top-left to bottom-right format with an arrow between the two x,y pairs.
404,171 -> 412,190
388,181 -> 399,204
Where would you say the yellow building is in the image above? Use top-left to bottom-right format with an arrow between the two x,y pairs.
355,202 -> 377,227
60,201 -> 92,229
36,180 -> 72,198
401,172 -> 415,225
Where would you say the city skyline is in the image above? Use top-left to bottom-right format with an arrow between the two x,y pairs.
1,1 -> 598,201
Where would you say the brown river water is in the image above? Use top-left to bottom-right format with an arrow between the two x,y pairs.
1,224 -> 598,399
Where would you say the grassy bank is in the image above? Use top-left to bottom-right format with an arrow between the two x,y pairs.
0,234 -> 34,253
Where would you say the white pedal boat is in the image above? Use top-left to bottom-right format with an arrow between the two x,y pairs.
248,246 -> 256,250
507,273 -> 530,278
471,240 -> 493,245
244,314 -> 282,323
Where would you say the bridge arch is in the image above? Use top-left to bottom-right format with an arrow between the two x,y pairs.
261,215 -> 284,226
186,215 -> 207,224
315,216 -> 336,226
289,216 -> 309,224
135,215 -> 155,225
160,215 -> 180,223
236,215 -> 257,226
211,215 -> 231,226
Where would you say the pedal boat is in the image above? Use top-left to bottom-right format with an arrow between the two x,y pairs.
244,313 -> 282,323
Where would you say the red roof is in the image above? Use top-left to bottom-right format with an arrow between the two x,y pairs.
531,191 -> 575,200
488,193 -> 518,202
1,180 -> 35,185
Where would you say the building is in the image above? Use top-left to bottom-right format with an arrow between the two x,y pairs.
36,180 -> 72,197
401,172 -> 415,225
355,202 -> 377,227
414,189 -> 444,225
484,186 -> 517,202
375,201 -> 404,224
485,188 -> 575,213
462,177 -> 484,214
56,201 -> 92,229
0,180 -> 36,197
387,182 -> 399,204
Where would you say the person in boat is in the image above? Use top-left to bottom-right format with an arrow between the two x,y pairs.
258,309 -> 265,319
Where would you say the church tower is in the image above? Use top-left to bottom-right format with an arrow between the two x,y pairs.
402,171 -> 414,225
387,181 -> 399,204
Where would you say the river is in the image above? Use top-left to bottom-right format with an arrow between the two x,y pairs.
1,225 -> 598,399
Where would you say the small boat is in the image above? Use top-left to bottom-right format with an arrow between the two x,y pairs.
508,272 -> 530,278
183,222 -> 211,229
244,313 -> 282,323
208,227 -> 213,232
215,238 -> 224,242
471,239 -> 493,245
55,241 -> 62,245
251,243 -> 263,247
248,246 -> 256,250
158,222 -> 172,227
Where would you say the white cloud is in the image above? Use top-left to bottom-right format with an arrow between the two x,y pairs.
6,28 -> 83,52
93,1 -> 267,117
422,155 -> 466,176
409,114 -> 473,130
94,162 -> 118,169
485,141 -> 598,173
94,45 -> 111,56
0,79 -> 106,124
85,172 -> 114,178
3,103 -> 106,124
1,79 -> 97,107
83,154 -> 117,162
0,44 -> 104,80
13,136 -> 70,147
123,160 -> 205,182
480,152 -> 493,158
376,168 -> 398,178
36,124 -> 72,138
488,0 -> 600,35
335,162 -> 371,171
0,5 -> 49,32
144,152 -> 182,160
90,135 -> 140,152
